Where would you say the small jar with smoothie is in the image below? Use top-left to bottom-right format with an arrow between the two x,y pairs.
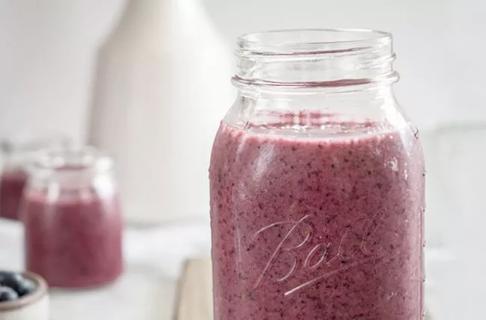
209,29 -> 425,319
0,137 -> 68,221
22,147 -> 123,288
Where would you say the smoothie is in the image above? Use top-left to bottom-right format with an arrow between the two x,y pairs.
209,121 -> 424,319
23,189 -> 123,288
0,169 -> 28,220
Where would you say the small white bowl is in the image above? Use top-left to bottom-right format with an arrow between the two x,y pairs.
0,272 -> 48,320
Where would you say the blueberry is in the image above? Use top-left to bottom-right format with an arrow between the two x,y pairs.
0,272 -> 36,297
15,278 -> 36,297
0,286 -> 18,302
0,272 -> 23,288
0,271 -> 11,282
0,271 -> 16,286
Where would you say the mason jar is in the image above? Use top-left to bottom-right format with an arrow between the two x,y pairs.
209,29 -> 425,319
0,136 -> 68,220
22,147 -> 123,288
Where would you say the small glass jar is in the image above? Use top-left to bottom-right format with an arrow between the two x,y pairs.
209,29 -> 425,319
22,147 -> 123,288
0,137 -> 68,220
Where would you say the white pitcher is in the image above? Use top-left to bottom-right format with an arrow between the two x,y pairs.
88,0 -> 233,224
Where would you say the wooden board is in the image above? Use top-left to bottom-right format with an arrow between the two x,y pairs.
174,258 -> 213,320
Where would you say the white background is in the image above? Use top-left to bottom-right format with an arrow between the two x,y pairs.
0,1 -> 485,319
1,0 -> 485,141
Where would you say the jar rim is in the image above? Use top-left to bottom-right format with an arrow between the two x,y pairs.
31,146 -> 113,174
234,28 -> 397,89
237,28 -> 392,56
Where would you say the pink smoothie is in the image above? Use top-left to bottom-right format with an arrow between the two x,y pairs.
0,169 -> 28,220
23,190 -> 123,288
209,122 -> 424,319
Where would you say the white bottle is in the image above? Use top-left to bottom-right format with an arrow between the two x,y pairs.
88,0 -> 233,225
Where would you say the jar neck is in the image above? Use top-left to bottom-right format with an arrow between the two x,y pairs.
1,135 -> 69,171
226,29 -> 405,134
233,29 -> 398,89
28,147 -> 114,192
228,84 -> 401,131
236,82 -> 396,108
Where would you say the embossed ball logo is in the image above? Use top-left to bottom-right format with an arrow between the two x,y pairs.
247,213 -> 387,296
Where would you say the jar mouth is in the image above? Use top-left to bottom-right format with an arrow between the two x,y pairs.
237,28 -> 392,56
32,146 -> 113,173
1,135 -> 70,169
234,28 -> 397,89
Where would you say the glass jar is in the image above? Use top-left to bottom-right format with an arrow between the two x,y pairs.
22,147 -> 123,288
0,136 -> 69,220
209,29 -> 425,319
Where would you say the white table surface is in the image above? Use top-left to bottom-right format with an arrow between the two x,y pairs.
0,218 -> 211,320
0,216 -> 455,320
